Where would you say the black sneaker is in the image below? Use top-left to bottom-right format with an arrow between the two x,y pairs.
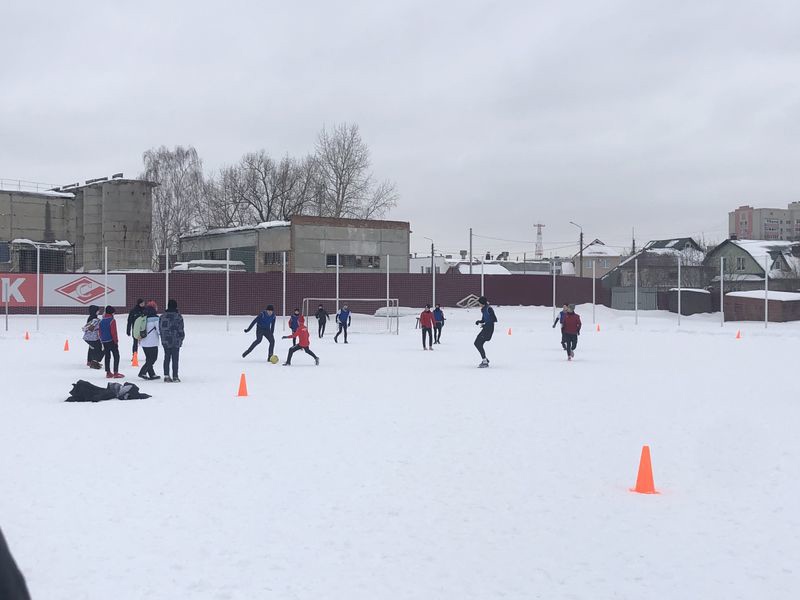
173,377 -> 181,383
164,376 -> 173,383
283,362 -> 291,366
315,358 -> 319,366
148,375 -> 161,381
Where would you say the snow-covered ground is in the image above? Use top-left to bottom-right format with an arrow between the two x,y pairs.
1,305 -> 798,599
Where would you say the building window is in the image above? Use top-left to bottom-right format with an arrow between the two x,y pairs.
326,254 -> 338,267
326,254 -> 381,268
735,256 -> 746,271
264,252 -> 283,265
0,242 -> 9,263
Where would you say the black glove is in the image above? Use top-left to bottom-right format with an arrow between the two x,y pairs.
552,324 -> 556,328
243,328 -> 248,333
475,320 -> 481,325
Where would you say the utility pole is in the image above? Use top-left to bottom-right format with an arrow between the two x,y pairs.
631,228 -> 636,255
570,221 -> 584,278
469,228 -> 473,275
533,223 -> 545,260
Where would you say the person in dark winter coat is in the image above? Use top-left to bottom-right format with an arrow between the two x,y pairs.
159,299 -> 185,382
433,304 -> 445,344
474,296 -> 497,368
126,299 -> 145,356
334,305 -> 352,343
315,304 -> 329,338
99,306 -> 124,378
282,322 -> 319,365
0,527 -> 31,600
420,304 -> 436,350
243,304 -> 276,360
562,304 -> 582,360
288,309 -> 304,345
552,303 -> 568,349
137,301 -> 161,381
82,304 -> 103,369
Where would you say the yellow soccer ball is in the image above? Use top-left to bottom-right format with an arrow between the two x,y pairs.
269,355 -> 279,364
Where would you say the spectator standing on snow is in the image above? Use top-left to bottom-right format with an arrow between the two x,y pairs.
334,304 -> 352,343
243,304 -> 276,360
474,296 -> 497,368
552,303 -> 568,350
282,321 -> 319,366
562,304 -> 582,360
288,309 -> 304,345
137,301 -> 161,380
99,306 -> 124,378
420,304 -> 436,350
433,303 -> 445,344
0,527 -> 31,600
82,304 -> 103,369
159,299 -> 185,383
315,304 -> 329,338
126,299 -> 145,357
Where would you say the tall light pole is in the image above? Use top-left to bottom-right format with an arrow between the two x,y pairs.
424,236 -> 435,306
570,221 -> 584,278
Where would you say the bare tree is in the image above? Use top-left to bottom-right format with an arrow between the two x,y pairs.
314,123 -> 397,219
141,145 -> 204,263
196,167 -> 248,230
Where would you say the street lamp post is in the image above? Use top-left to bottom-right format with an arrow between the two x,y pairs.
570,221 -> 584,278
424,237 -> 435,306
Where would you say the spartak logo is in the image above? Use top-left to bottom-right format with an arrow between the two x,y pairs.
54,276 -> 112,305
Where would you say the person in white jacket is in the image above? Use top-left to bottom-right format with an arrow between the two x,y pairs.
137,301 -> 161,380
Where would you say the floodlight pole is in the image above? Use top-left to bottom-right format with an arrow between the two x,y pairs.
634,258 -> 639,325
764,255 -> 769,328
720,256 -> 724,327
226,248 -> 230,332
677,255 -> 681,327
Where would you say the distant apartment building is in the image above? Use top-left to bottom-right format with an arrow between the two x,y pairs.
729,203 -> 800,241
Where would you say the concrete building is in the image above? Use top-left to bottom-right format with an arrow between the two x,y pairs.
179,215 -> 411,273
729,203 -> 800,241
0,176 -> 155,272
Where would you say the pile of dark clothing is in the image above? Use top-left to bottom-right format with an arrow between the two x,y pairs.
65,380 -> 152,403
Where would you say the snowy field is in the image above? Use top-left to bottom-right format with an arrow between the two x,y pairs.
1,305 -> 798,599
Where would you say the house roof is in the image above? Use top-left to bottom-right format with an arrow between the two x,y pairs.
616,238 -> 704,269
643,238 -> 702,251
182,221 -> 291,239
572,239 -> 621,259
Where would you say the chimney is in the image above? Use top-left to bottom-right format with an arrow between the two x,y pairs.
460,250 -> 467,259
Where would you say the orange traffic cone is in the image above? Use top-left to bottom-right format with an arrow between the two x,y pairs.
237,373 -> 249,397
507,328 -> 512,336
132,353 -> 139,367
596,324 -> 600,332
24,331 -> 30,340
630,445 -> 657,494
63,339 -> 70,352
735,330 -> 741,340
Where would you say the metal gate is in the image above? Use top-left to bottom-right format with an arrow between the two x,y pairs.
611,286 -> 658,310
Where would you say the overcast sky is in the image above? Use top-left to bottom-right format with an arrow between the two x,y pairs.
2,1 -> 798,257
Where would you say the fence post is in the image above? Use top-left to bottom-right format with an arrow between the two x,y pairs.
480,259 -> 485,297
386,254 -> 390,332
764,254 -> 769,328
226,248 -> 230,332
104,246 -> 108,309
36,243 -> 40,331
432,255 -> 436,307
634,258 -> 639,325
551,257 -> 556,320
720,256 -> 724,326
282,251 -> 287,331
165,251 -> 170,310
335,252 -> 340,314
592,260 -> 597,325
677,255 -> 681,327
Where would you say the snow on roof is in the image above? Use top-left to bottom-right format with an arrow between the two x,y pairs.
618,246 -> 704,268
457,263 -> 510,275
728,290 -> 800,301
0,188 -> 74,198
11,238 -> 73,248
728,239 -> 794,259
182,221 -> 291,238
669,288 -> 710,293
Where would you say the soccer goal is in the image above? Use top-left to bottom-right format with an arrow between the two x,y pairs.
302,298 -> 401,335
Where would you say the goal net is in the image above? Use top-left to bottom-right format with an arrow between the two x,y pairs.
302,298 -> 400,335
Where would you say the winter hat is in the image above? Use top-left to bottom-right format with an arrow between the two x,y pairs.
136,298 -> 144,306
425,304 -> 431,309
167,299 -> 178,310
478,296 -> 487,305
568,304 -> 576,311
88,304 -> 99,316
105,305 -> 115,314
266,304 -> 274,311
146,300 -> 158,311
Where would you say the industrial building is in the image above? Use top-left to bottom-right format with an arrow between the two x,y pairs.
0,175 -> 155,272
179,215 -> 411,273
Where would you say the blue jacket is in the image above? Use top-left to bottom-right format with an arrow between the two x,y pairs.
433,308 -> 445,323
337,309 -> 351,326
246,311 -> 275,333
159,309 -> 185,348
479,305 -> 497,328
289,314 -> 301,332
99,315 -> 118,343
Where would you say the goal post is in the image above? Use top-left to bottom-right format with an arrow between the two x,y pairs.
302,297 -> 400,335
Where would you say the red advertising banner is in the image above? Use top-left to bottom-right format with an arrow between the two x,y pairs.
0,274 -> 40,307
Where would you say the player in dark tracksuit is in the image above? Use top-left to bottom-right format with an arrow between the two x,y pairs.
433,304 -> 445,344
243,304 -> 276,360
552,303 -> 568,349
474,296 -> 497,368
126,299 -> 145,356
562,304 -> 582,360
334,305 -> 352,343
315,305 -> 329,338
0,527 -> 31,600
